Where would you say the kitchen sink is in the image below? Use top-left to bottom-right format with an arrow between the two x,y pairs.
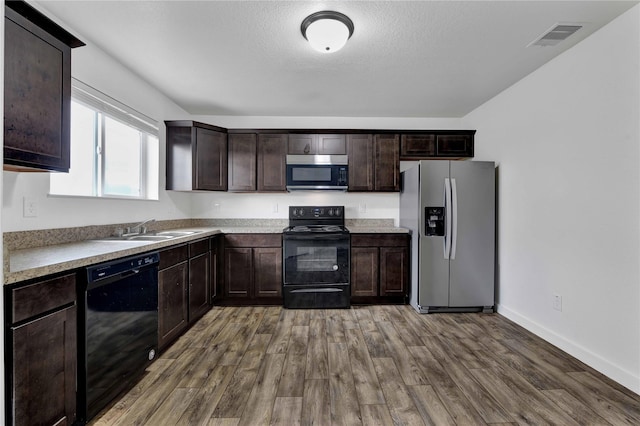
100,229 -> 204,242
125,234 -> 175,241
155,230 -> 201,237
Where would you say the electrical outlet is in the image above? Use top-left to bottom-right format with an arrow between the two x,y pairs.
359,203 -> 366,214
23,197 -> 38,217
553,294 -> 562,312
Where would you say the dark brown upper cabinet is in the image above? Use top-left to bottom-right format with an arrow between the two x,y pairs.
165,121 -> 228,191
288,133 -> 346,155
257,133 -> 287,191
347,134 -> 400,192
227,132 -> 287,192
347,134 -> 374,191
400,131 -> 475,159
374,134 -> 400,191
228,133 -> 257,191
4,1 -> 84,172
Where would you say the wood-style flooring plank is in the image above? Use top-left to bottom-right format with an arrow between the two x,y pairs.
270,397 -> 302,426
407,384 -> 456,426
277,325 -> 309,397
408,346 -> 488,425
144,387 -> 198,425
377,321 -> 429,385
211,334 -> 269,419
372,357 -> 426,426
360,404 -> 394,425
305,318 -> 328,380
344,327 -> 385,405
328,342 -> 362,425
542,389 -> 612,426
301,379 -> 331,426
175,365 -> 236,425
239,353 -> 286,425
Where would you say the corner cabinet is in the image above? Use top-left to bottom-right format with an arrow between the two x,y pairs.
5,272 -> 77,426
165,121 -> 228,191
400,131 -> 475,159
4,1 -> 84,172
347,134 -> 400,192
351,234 -> 410,304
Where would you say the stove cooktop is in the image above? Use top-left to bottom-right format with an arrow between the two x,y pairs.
283,224 -> 348,234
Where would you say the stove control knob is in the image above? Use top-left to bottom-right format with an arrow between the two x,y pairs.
334,207 -> 341,216
299,208 -> 304,216
328,209 -> 334,216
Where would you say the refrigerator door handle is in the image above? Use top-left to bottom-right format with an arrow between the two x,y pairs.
451,178 -> 458,260
444,178 -> 452,259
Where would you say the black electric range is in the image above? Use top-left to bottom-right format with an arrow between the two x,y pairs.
282,206 -> 350,309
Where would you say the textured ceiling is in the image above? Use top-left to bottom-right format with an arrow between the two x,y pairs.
37,1 -> 637,118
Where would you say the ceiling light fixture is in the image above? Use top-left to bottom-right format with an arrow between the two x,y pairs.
301,11 -> 354,53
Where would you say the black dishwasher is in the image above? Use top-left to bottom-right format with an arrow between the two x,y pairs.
77,251 -> 160,424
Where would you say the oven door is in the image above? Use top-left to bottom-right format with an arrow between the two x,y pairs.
283,233 -> 350,285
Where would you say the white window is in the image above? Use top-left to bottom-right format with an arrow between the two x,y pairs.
50,79 -> 159,200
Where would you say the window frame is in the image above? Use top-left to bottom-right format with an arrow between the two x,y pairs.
50,79 -> 159,201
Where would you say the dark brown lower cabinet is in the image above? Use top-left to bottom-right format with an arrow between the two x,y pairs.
223,234 -> 283,304
159,239 -> 213,351
188,238 -> 211,322
158,244 -> 189,350
351,234 -> 410,304
6,273 -> 77,426
210,235 -> 221,303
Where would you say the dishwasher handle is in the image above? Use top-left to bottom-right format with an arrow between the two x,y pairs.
87,251 -> 160,283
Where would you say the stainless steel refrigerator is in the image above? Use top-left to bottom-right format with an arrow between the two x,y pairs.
400,160 -> 495,313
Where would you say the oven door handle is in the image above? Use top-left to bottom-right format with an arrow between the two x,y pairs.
283,233 -> 349,241
290,288 -> 344,293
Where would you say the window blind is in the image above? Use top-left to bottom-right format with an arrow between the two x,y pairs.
71,78 -> 158,136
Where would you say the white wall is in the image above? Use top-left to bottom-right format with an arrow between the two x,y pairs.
1,8 -> 194,232
463,5 -> 640,393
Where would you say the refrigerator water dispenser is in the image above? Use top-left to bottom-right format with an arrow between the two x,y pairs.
425,207 -> 445,236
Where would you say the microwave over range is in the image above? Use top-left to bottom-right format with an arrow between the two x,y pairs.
286,155 -> 348,191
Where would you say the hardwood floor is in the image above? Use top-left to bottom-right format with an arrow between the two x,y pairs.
91,305 -> 640,425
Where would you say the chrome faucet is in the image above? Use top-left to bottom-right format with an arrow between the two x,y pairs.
125,218 -> 155,235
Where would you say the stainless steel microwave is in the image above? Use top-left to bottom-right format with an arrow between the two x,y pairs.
286,155 -> 348,191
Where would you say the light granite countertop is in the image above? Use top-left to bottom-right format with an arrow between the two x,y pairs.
4,219 -> 408,285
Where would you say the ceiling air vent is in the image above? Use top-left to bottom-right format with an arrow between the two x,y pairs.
529,24 -> 583,47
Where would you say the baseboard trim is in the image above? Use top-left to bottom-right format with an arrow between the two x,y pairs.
496,303 -> 639,395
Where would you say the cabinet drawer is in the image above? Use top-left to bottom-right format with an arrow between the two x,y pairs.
159,244 -> 189,269
225,233 -> 282,248
11,273 -> 76,323
189,238 -> 209,257
351,233 -> 409,247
